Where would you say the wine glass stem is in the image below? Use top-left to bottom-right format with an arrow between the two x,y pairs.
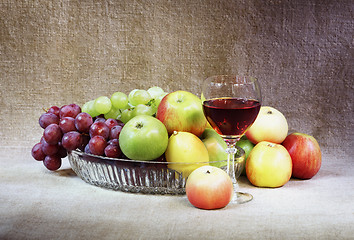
225,140 -> 239,200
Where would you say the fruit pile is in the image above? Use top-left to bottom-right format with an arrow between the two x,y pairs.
31,87 -> 322,204
30,85 -> 324,212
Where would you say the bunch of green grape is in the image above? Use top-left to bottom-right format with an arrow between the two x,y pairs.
82,87 -> 168,124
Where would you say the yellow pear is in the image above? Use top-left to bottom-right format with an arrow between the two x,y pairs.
165,131 -> 209,178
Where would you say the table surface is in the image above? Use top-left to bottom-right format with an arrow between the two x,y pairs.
1,147 -> 353,240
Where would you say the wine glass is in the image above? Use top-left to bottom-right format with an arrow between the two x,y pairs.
201,75 -> 262,204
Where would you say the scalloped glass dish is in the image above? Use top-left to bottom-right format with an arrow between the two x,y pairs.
68,147 -> 245,195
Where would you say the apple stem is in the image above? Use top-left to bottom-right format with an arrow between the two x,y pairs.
206,170 -> 211,174
267,110 -> 273,114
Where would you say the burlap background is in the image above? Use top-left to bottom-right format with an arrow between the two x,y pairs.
1,1 -> 354,239
0,0 -> 353,151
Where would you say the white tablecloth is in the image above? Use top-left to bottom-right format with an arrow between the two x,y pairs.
1,147 -> 353,240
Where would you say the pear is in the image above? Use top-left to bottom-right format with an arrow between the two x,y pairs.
165,131 -> 209,178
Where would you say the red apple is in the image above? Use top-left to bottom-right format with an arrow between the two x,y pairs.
282,132 -> 322,179
245,106 -> 288,144
156,90 -> 207,137
246,141 -> 292,188
186,166 -> 233,210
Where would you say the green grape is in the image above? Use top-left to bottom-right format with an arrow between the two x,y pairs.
104,106 -> 121,119
147,86 -> 165,99
129,90 -> 152,106
81,101 -> 91,113
120,108 -> 134,124
94,96 -> 112,114
132,104 -> 155,117
82,100 -> 100,117
145,98 -> 159,116
128,89 -> 139,103
111,92 -> 129,109
149,100 -> 158,116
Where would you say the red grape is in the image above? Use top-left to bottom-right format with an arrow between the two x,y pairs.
47,106 -> 60,117
75,112 -> 93,133
39,113 -> 59,129
105,118 -> 119,129
31,143 -> 46,161
59,117 -> 76,133
43,155 -> 62,171
89,135 -> 107,156
89,121 -> 110,139
80,134 -> 90,151
84,144 -> 91,154
59,104 -> 81,119
41,140 -> 59,156
57,142 -> 67,158
43,124 -> 63,145
94,116 -> 106,123
109,125 -> 123,140
116,119 -> 124,126
104,144 -> 121,158
108,138 -> 119,146
61,131 -> 83,151
70,103 -> 81,116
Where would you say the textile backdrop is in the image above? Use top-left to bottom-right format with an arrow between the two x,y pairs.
0,0 -> 353,154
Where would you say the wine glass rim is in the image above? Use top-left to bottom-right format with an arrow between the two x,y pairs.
205,75 -> 258,83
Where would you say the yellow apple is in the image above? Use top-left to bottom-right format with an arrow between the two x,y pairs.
246,141 -> 292,188
245,106 -> 288,144
165,131 -> 209,178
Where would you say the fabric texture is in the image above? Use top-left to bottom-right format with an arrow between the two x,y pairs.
0,0 -> 353,239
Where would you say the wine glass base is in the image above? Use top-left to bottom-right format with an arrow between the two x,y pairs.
230,192 -> 253,204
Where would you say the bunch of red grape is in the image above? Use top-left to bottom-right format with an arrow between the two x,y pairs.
31,104 -> 124,171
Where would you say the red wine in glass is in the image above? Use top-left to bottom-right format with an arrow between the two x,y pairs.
203,97 -> 261,138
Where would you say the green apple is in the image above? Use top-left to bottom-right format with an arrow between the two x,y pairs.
119,115 -> 168,160
236,135 -> 255,175
156,90 -> 207,137
200,128 -> 228,168
246,141 -> 292,188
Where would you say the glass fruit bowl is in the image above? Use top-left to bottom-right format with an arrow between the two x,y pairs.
68,146 -> 245,195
